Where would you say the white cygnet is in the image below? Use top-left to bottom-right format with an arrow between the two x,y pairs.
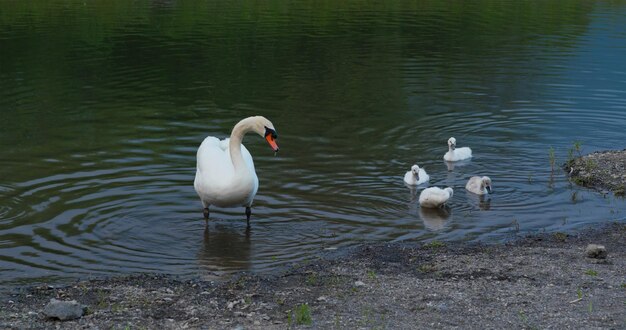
443,137 -> 472,162
403,164 -> 429,185
419,187 -> 453,208
465,176 -> 492,195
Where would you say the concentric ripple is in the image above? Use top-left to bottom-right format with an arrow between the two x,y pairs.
1,1 -> 626,288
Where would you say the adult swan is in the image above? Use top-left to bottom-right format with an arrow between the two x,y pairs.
194,116 -> 279,226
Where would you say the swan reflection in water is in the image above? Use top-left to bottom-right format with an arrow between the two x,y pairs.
465,190 -> 492,210
418,206 -> 452,231
444,158 -> 472,172
197,224 -> 252,280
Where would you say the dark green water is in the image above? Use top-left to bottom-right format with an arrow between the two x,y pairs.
1,1 -> 625,286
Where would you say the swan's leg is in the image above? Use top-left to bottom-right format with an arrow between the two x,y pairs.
203,207 -> 210,226
245,207 -> 252,226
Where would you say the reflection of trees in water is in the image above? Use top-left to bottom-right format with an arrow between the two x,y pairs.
196,225 -> 252,276
419,206 -> 451,231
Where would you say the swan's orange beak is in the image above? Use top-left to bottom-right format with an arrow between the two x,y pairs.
264,126 -> 279,153
265,134 -> 279,152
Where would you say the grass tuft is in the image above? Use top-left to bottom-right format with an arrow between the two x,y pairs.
423,240 -> 446,249
294,303 -> 312,325
553,232 -> 567,242
584,269 -> 598,276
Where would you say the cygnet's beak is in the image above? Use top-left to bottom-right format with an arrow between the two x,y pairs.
450,143 -> 456,150
486,185 -> 492,194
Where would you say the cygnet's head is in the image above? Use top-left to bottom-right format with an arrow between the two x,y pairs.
447,137 -> 456,150
481,176 -> 492,194
411,165 -> 420,180
444,187 -> 454,197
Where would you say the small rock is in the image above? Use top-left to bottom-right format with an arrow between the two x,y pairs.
317,296 -> 327,302
585,244 -> 607,259
354,281 -> 365,287
254,320 -> 261,326
42,299 -> 86,321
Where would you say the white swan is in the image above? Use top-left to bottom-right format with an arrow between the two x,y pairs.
443,137 -> 472,162
465,176 -> 492,195
194,116 -> 279,226
403,164 -> 429,185
419,187 -> 453,208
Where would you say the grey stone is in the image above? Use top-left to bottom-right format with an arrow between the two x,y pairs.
42,299 -> 86,321
585,244 -> 607,259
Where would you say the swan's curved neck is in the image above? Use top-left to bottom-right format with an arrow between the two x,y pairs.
229,117 -> 258,171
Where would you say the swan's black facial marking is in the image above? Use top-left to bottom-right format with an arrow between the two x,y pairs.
264,126 -> 278,139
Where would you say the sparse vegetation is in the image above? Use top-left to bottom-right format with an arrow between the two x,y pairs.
305,273 -> 318,286
584,269 -> 598,276
577,288 -> 583,299
615,185 -> 626,197
584,158 -> 596,171
423,240 -> 446,249
512,219 -> 520,232
553,232 -> 567,242
293,303 -> 312,325
573,141 -> 582,157
367,269 -> 377,280
418,263 -> 437,273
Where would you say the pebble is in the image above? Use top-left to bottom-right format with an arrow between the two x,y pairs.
42,299 -> 86,321
585,244 -> 607,259
354,281 -> 366,287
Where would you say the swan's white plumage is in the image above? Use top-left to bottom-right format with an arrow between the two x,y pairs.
194,137 -> 258,208
193,116 -> 277,216
403,165 -> 429,185
419,187 -> 453,208
443,137 -> 472,162
465,176 -> 492,195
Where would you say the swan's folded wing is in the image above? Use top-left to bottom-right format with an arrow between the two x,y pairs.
196,137 -> 235,180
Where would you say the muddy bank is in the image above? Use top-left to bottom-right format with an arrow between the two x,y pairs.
565,149 -> 626,196
1,223 -> 625,329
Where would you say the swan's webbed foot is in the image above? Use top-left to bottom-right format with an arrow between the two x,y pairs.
245,207 -> 252,226
203,207 -> 210,226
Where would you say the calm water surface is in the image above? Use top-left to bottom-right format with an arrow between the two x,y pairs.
1,1 -> 626,287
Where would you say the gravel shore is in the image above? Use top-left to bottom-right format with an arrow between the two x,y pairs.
566,149 -> 626,196
1,223 -> 625,329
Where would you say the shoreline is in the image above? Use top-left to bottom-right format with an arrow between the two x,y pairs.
1,222 -> 624,329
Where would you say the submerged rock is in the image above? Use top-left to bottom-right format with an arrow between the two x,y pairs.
585,244 -> 607,259
42,299 -> 86,321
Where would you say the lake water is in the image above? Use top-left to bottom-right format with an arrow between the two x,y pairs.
1,1 -> 625,287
